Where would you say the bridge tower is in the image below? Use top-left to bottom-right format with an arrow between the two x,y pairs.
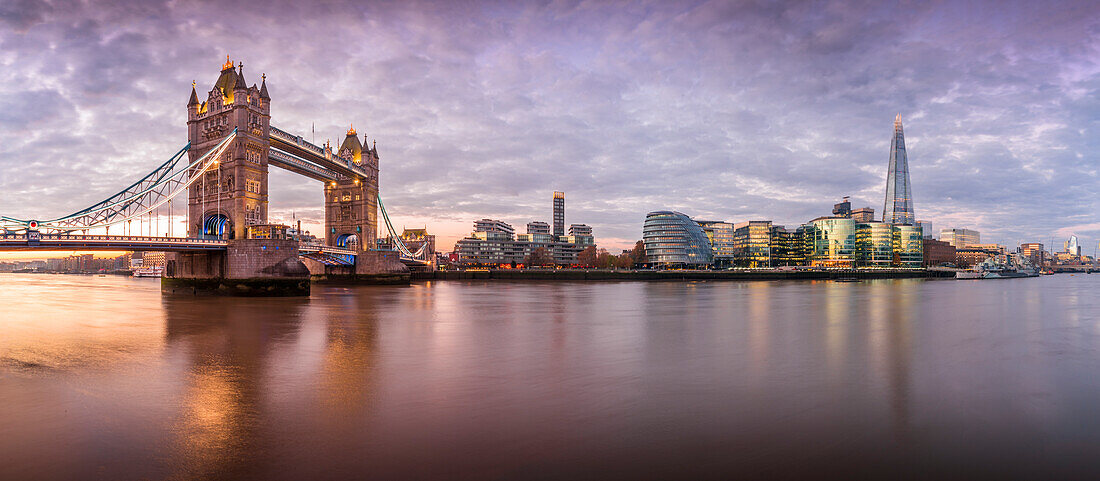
325,126 -> 379,250
186,56 -> 271,240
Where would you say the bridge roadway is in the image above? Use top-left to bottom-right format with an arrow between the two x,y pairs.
0,233 -> 429,267
0,233 -> 227,251
268,126 -> 370,182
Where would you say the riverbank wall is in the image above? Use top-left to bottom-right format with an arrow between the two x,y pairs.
411,269 -> 957,282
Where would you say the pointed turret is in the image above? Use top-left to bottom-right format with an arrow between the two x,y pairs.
234,62 -> 247,90
188,80 -> 199,106
259,73 -> 270,99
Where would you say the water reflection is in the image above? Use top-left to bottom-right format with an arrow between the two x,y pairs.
162,296 -> 308,479
3,275 -> 1100,479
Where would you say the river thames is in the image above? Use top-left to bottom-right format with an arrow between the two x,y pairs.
2,274 -> 1100,479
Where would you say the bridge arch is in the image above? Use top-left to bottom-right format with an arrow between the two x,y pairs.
335,233 -> 359,250
203,213 -> 233,239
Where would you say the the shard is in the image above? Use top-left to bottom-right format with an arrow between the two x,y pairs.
883,114 -> 915,225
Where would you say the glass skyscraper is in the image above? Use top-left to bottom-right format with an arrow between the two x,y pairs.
883,114 -> 915,225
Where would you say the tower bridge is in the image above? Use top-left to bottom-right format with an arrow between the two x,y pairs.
1,57 -> 431,294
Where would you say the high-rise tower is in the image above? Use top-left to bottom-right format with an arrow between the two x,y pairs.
553,191 -> 565,237
883,114 -> 915,225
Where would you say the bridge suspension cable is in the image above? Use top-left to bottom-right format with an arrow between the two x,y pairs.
1,129 -> 238,233
377,194 -> 428,260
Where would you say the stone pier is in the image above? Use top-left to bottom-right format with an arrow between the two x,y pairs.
163,239 -> 311,296
305,250 -> 410,285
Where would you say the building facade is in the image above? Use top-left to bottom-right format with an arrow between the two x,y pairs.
915,220 -> 933,239
697,220 -> 736,267
851,207 -> 876,223
456,216 -> 591,267
643,211 -> 713,267
1019,242 -> 1046,266
856,221 -> 894,267
771,226 -> 808,266
940,228 -> 980,248
733,221 -> 773,267
892,224 -> 923,267
809,217 -> 856,267
923,238 -> 956,267
553,191 -> 565,237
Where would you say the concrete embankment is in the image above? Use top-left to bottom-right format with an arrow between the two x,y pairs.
411,269 -> 956,282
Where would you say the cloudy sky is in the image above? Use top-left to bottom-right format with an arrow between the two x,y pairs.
1,0 -> 1098,253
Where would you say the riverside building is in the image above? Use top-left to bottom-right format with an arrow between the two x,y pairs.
696,221 -> 736,267
856,221 -> 894,267
940,228 -> 980,248
455,193 -> 594,267
923,238 -> 957,267
642,211 -> 713,267
808,217 -> 857,267
733,221 -> 774,268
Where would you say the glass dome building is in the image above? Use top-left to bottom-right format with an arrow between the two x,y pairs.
643,211 -> 713,268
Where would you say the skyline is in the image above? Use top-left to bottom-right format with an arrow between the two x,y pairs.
2,0 -> 1099,255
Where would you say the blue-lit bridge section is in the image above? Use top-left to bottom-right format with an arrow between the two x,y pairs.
299,243 -> 357,266
0,233 -> 227,252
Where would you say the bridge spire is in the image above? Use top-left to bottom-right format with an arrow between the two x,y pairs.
234,62 -> 247,90
259,73 -> 270,99
188,80 -> 199,106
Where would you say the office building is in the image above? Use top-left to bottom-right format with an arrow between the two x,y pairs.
856,221 -> 894,267
833,197 -> 852,218
940,228 -> 980,248
696,220 -> 736,267
892,224 -> 924,267
733,221 -> 773,267
883,114 -> 916,225
956,245 -> 1003,268
1065,235 -> 1081,256
923,238 -> 956,267
771,226 -> 809,266
1019,242 -> 1046,266
915,220 -> 933,239
808,217 -> 856,267
553,191 -> 565,237
642,211 -> 713,267
851,207 -> 875,223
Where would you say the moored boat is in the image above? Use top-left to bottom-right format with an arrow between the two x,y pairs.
132,266 -> 163,278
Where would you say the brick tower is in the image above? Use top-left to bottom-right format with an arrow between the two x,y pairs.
186,56 -> 271,240
324,125 -> 379,250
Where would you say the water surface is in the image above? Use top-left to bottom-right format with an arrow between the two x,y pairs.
2,274 -> 1100,479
